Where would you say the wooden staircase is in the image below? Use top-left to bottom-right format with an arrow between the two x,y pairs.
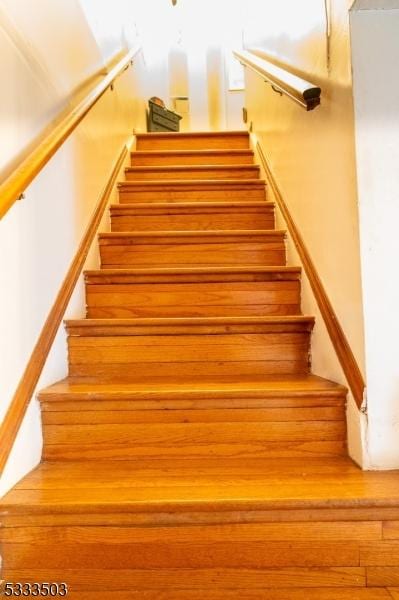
2,131 -> 399,599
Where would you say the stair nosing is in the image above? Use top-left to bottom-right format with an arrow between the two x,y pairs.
39,374 -> 348,402
135,130 -> 249,138
4,496 -> 398,517
110,201 -> 274,211
84,265 -> 301,277
65,315 -> 315,327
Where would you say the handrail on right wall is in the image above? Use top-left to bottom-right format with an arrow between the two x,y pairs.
233,49 -> 321,111
255,142 -> 366,409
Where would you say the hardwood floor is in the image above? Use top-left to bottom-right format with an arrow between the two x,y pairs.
1,130 -> 399,597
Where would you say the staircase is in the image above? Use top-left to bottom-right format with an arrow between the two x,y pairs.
1,131 -> 399,599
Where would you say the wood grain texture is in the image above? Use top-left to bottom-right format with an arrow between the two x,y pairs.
99,230 -> 286,268
118,179 -> 266,203
0,521 -> 381,544
130,149 -> 255,166
65,316 -> 314,379
256,141 -> 365,407
49,591 -> 395,600
85,269 -> 300,318
0,144 -> 128,474
0,47 -> 140,220
43,420 -> 345,461
4,457 -> 399,519
136,131 -> 250,150
125,164 -> 260,180
0,568 -> 367,590
367,568 -> 399,586
110,201 -> 275,231
2,541 -> 360,569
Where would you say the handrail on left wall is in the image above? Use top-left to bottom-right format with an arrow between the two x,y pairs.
0,47 -> 141,474
0,46 -> 141,220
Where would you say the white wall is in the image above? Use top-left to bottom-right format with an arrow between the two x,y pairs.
350,5 -> 399,468
0,0 -> 147,496
135,0 -> 244,131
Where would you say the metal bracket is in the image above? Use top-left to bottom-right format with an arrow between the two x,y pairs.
271,84 -> 283,96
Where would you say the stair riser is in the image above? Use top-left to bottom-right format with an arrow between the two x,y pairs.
110,210 -> 275,232
67,330 -> 311,379
42,405 -> 345,423
86,281 -> 300,318
99,239 -> 286,269
118,188 -> 266,203
136,134 -> 250,151
42,419 -> 346,461
6,535 -> 366,570
131,152 -> 255,166
0,584 -> 389,600
42,401 -> 346,460
125,167 -> 260,181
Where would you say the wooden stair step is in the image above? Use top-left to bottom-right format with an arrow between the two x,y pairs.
65,316 -> 314,381
65,315 -> 315,335
130,148 -> 255,166
118,179 -> 266,203
41,417 -> 345,462
135,131 -> 250,151
39,374 -> 347,405
84,265 -> 301,284
27,590 -> 397,600
5,455 -> 399,592
3,456 -> 399,522
0,577 -> 391,598
85,265 -> 300,318
38,375 -> 346,461
125,164 -> 260,181
3,129 -> 399,598
99,230 -> 286,268
110,201 -> 275,231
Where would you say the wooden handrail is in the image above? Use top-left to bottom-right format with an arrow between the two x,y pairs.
0,46 -> 141,220
256,141 -> 366,408
0,143 -> 129,474
233,49 -> 321,111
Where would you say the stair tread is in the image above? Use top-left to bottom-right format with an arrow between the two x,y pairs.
39,374 -> 347,401
85,266 -> 301,274
3,456 -> 399,517
65,315 -> 314,327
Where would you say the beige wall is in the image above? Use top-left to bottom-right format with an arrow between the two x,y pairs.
242,0 -> 367,463
0,0 -> 147,495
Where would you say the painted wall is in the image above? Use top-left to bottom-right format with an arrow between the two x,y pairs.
0,0 -> 147,495
350,3 -> 399,467
242,0 -> 367,464
135,0 -> 244,131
